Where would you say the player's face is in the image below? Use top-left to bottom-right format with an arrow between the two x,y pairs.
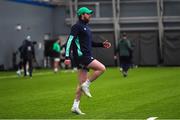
81,13 -> 91,23
123,36 -> 127,39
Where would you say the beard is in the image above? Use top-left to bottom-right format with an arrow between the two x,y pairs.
84,18 -> 90,23
83,16 -> 90,23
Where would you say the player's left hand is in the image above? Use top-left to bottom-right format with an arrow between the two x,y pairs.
103,40 -> 111,48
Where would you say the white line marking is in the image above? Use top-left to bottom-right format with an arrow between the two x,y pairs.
0,72 -> 53,79
147,117 -> 158,120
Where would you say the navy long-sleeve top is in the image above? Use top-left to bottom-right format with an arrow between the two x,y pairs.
65,20 -> 103,59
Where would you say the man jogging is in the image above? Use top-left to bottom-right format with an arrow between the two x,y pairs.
64,7 -> 111,115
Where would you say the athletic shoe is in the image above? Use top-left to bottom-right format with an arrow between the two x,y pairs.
26,71 -> 30,76
16,70 -> 21,77
71,107 -> 85,115
81,83 -> 92,98
54,68 -> 58,73
123,71 -> 127,77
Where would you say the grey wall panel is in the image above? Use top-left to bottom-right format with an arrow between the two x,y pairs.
127,32 -> 158,66
164,2 -> 180,16
164,31 -> 180,65
53,6 -> 70,36
0,1 -> 53,69
139,32 -> 158,65
120,3 -> 157,17
100,4 -> 112,17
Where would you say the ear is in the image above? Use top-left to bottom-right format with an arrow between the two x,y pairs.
81,14 -> 85,20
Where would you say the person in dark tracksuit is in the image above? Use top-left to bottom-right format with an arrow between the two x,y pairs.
117,33 -> 133,77
64,7 -> 111,115
21,36 -> 35,78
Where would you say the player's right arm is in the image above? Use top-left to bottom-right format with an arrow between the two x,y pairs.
64,24 -> 79,65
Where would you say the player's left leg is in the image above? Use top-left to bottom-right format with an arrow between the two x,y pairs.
87,59 -> 106,82
81,59 -> 106,97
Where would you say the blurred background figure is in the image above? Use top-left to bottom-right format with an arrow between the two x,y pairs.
21,35 -> 35,78
117,32 -> 133,77
52,37 -> 61,73
16,40 -> 31,77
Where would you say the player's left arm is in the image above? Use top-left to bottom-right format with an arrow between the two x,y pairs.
103,40 -> 111,48
92,40 -> 111,48
127,40 -> 133,51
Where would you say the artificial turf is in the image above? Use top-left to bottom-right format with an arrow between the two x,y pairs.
0,67 -> 180,119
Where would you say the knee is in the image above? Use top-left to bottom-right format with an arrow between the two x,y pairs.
101,65 -> 106,73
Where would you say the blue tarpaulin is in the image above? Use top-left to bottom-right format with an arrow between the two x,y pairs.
8,0 -> 56,8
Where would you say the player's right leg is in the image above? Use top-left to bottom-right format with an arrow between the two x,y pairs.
71,87 -> 85,115
71,107 -> 85,115
71,85 -> 85,115
28,59 -> 33,78
71,69 -> 87,115
23,59 -> 27,76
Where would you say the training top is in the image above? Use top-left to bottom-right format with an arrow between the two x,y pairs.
65,20 -> 103,59
117,38 -> 132,56
53,42 -> 61,53
21,40 -> 35,59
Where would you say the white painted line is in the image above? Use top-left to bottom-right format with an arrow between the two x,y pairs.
0,71 -> 53,79
147,117 -> 158,120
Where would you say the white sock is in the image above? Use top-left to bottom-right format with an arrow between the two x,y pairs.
84,79 -> 91,87
72,99 -> 80,108
17,70 -> 21,74
54,68 -> 58,72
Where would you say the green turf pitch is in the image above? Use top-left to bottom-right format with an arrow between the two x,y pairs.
0,67 -> 180,119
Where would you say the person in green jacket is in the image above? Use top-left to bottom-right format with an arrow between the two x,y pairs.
52,38 -> 61,73
117,32 -> 133,77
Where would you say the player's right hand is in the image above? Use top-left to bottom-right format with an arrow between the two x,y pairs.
64,59 -> 71,65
